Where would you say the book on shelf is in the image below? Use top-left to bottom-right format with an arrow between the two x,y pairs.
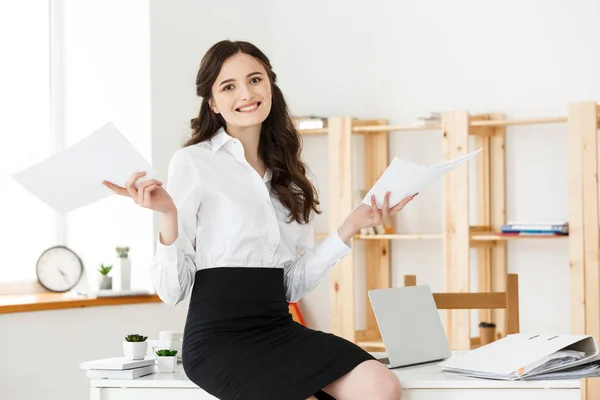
292,116 -> 327,130
501,221 -> 568,235
416,112 -> 441,126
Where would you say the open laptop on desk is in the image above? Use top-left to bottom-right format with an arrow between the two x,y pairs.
368,285 -> 452,369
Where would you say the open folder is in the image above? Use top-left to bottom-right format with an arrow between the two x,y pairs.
440,333 -> 600,380
361,148 -> 482,208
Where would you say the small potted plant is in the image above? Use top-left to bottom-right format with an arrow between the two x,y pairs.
114,246 -> 131,290
123,334 -> 148,360
98,263 -> 113,290
155,349 -> 178,373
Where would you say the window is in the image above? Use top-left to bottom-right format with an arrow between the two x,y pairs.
0,1 -> 153,289
0,2 -> 55,283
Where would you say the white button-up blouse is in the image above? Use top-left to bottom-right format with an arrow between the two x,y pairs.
151,128 -> 352,306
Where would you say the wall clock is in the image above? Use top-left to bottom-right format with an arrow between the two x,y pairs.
36,245 -> 84,293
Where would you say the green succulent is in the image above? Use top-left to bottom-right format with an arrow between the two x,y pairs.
155,349 -> 178,357
116,246 -> 130,258
98,263 -> 113,275
125,334 -> 148,342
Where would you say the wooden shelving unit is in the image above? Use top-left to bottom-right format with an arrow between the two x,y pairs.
301,102 -> 600,399
441,102 -> 600,399
301,117 -> 445,348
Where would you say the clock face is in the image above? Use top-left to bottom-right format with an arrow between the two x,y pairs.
36,246 -> 84,292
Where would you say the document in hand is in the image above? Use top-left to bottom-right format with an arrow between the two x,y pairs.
361,148 -> 482,208
11,122 -> 156,213
439,333 -> 600,380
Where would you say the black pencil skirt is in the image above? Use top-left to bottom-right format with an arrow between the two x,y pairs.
181,267 -> 376,400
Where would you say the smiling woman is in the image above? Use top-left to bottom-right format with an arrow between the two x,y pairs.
185,42 -> 322,225
102,39 -> 413,400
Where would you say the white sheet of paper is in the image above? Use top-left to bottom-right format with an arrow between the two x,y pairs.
11,122 -> 156,214
362,148 -> 482,208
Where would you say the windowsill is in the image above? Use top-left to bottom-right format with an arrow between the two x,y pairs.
0,291 -> 162,314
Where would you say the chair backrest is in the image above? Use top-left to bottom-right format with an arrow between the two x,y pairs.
403,274 -> 520,336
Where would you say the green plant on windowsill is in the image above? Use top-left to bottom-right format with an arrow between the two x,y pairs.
155,349 -> 178,357
125,334 -> 148,342
98,264 -> 113,275
116,246 -> 130,258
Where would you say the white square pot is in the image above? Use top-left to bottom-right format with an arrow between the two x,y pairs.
157,356 -> 177,373
123,341 -> 147,360
114,258 -> 131,290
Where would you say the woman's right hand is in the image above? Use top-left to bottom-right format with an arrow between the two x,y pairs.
102,172 -> 176,214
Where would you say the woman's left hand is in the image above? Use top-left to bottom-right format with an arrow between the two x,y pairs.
338,191 -> 417,241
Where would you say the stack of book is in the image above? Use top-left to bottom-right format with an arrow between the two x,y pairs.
79,357 -> 156,379
416,112 -> 441,126
500,221 -> 569,236
292,116 -> 327,130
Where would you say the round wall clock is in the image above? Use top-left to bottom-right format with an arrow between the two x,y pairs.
36,245 -> 84,293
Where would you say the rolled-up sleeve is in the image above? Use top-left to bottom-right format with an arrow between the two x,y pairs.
151,150 -> 201,306
283,224 -> 352,302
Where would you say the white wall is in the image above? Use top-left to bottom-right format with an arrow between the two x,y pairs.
267,0 -> 599,336
148,0 -> 600,336
0,300 -> 189,400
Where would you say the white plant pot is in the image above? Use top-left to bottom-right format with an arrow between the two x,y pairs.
113,258 -> 131,290
99,275 -> 112,290
123,341 -> 147,360
157,356 -> 177,373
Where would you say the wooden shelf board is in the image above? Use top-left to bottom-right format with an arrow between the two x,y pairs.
0,292 -> 162,314
357,234 -> 443,240
471,232 -> 569,241
353,124 -> 441,133
298,128 -> 328,135
470,116 -> 567,127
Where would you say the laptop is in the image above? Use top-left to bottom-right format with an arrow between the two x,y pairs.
368,285 -> 452,369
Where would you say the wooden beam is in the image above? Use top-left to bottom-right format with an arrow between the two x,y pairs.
433,293 -> 507,309
442,110 -> 471,350
352,124 -> 441,133
328,117 -> 355,342
474,130 -> 492,326
568,102 -> 600,400
404,275 -> 417,287
470,116 -> 567,127
298,128 -> 329,135
489,113 -> 508,338
470,113 -> 495,136
506,273 -> 520,335
362,119 -> 391,342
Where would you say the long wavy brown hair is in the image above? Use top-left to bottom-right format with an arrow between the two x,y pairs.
184,40 -> 320,224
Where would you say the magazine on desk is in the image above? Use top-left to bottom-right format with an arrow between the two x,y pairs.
440,333 -> 600,380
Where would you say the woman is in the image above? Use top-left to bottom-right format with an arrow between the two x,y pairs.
103,40 -> 416,400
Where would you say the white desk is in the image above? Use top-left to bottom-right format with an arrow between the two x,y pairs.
89,357 -> 581,400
